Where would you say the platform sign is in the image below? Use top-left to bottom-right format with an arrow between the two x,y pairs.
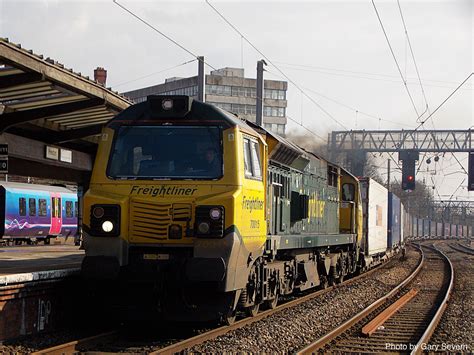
0,144 -> 8,155
0,143 -> 8,174
0,158 -> 8,173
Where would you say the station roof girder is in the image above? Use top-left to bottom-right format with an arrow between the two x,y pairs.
0,38 -> 133,183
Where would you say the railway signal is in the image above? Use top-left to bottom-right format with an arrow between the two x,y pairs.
399,150 -> 419,191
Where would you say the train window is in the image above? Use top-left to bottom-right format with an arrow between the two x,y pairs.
342,183 -> 355,201
74,201 -> 78,217
51,197 -> 61,218
108,126 -> 223,180
66,201 -> 73,218
57,198 -> 62,218
327,166 -> 338,188
29,198 -> 36,216
39,199 -> 47,216
243,137 -> 262,180
243,139 -> 253,177
19,198 -> 26,216
281,176 -> 286,198
250,142 -> 262,178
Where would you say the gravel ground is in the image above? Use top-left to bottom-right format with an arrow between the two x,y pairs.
0,328 -> 99,354
0,248 -> 421,354
428,241 -> 473,353
188,247 -> 421,354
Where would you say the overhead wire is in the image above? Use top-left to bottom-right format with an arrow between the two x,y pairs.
447,177 -> 467,202
205,0 -> 348,131
112,59 -> 197,88
301,86 -> 417,128
272,61 -> 474,90
286,115 -> 326,142
397,0 -> 431,123
112,0 -> 217,70
265,68 -> 415,130
371,0 -> 421,119
414,72 -> 474,130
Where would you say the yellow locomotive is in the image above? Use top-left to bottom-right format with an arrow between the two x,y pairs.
82,96 -> 363,323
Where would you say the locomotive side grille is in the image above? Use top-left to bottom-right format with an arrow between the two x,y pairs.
130,199 -> 172,240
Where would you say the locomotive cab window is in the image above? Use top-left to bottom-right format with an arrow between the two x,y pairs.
243,137 -> 262,180
342,183 -> 355,201
19,197 -> 26,216
108,126 -> 222,180
29,198 -> 36,216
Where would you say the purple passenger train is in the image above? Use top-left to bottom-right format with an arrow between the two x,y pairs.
0,182 -> 78,244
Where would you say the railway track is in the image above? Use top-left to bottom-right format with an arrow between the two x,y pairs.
448,241 -> 474,256
30,331 -> 118,355
297,243 -> 453,355
34,249 -> 414,354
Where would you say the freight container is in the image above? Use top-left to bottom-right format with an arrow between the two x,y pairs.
450,224 -> 457,237
387,192 -> 401,249
400,205 -> 408,242
417,218 -> 423,237
436,222 -> 443,237
360,178 -> 388,256
444,223 -> 451,238
430,221 -> 436,238
423,219 -> 430,237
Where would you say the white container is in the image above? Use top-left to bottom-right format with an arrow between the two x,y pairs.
360,178 -> 388,256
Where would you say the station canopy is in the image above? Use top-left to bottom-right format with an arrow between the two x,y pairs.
0,38 -> 133,183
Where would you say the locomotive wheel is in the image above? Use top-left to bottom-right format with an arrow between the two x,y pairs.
223,309 -> 237,325
263,293 -> 279,310
319,276 -> 329,289
335,274 -> 344,284
245,303 -> 260,317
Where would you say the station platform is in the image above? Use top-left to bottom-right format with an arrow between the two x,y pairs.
0,240 -> 84,341
0,241 -> 84,278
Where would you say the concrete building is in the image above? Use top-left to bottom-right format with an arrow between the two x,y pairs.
123,67 -> 288,135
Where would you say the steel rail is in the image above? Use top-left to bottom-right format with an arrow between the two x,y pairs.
451,242 -> 474,255
410,243 -> 455,355
32,263 -> 388,355
34,247 -> 417,355
150,251 -> 407,355
296,244 -> 425,354
30,331 -> 118,355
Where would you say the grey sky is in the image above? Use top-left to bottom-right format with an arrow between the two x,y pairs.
1,0 -> 473,199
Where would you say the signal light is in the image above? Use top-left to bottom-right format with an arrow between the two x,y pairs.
400,150 -> 418,191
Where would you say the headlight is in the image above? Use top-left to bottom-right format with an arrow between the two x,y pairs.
93,206 -> 105,219
90,204 -> 120,237
209,208 -> 222,220
195,206 -> 224,238
102,220 -> 114,232
169,224 -> 182,239
198,222 -> 210,234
